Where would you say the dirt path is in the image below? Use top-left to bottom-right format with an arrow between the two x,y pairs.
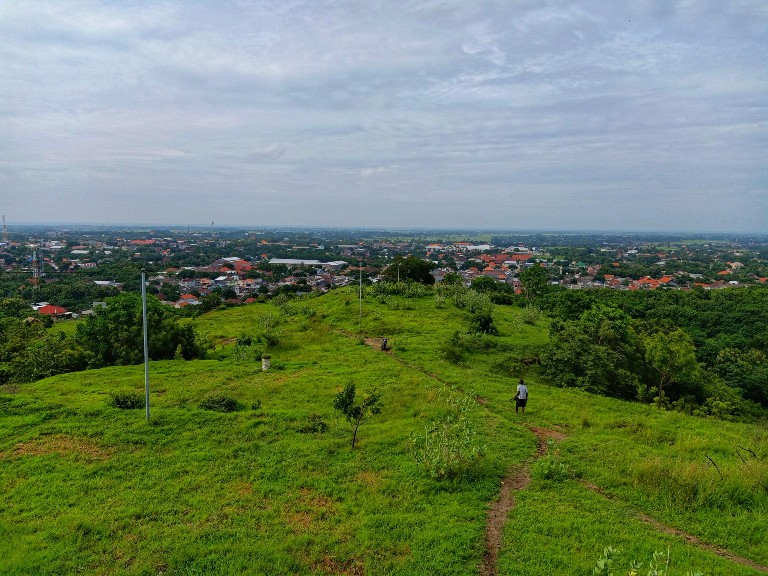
479,427 -> 562,576
581,481 -> 768,574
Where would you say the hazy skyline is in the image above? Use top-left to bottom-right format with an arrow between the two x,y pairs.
1,1 -> 766,233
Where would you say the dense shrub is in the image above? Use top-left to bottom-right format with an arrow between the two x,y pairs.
110,391 -> 145,409
410,388 -> 484,481
411,413 -> 484,480
199,394 -> 241,412
440,330 -> 498,364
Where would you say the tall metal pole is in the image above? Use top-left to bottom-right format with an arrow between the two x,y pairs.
141,269 -> 150,420
358,260 -> 363,326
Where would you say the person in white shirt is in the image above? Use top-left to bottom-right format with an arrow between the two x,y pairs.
515,379 -> 528,414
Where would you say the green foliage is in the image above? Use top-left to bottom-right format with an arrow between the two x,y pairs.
199,394 -> 242,412
541,287 -> 768,395
535,455 -> 572,482
440,330 -> 497,364
410,388 -> 484,481
592,547 -> 704,576
715,347 -> 768,406
7,332 -> 90,384
629,449 -> 768,512
332,382 -> 382,448
520,264 -> 549,302
297,413 -> 329,434
453,288 -> 491,313
0,310 -> 90,384
382,255 -> 435,285
75,293 -> 203,368
109,391 -> 145,409
232,342 -> 264,362
1,287 -> 766,576
470,275 -> 500,293
645,329 -> 700,409
440,271 -> 463,285
469,306 -> 498,335
541,305 -> 643,399
520,304 -> 542,325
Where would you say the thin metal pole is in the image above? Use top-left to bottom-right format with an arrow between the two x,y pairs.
358,261 -> 362,326
141,269 -> 150,420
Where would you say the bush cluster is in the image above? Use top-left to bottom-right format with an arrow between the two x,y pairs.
199,394 -> 241,413
110,391 -> 145,410
410,388 -> 484,480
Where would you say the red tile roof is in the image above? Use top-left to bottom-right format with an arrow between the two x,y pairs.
38,304 -> 67,315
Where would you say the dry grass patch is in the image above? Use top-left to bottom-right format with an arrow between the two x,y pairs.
313,555 -> 364,576
355,470 -> 381,487
285,511 -> 313,533
230,480 -> 254,497
8,434 -> 112,460
297,487 -> 335,510
283,487 -> 337,534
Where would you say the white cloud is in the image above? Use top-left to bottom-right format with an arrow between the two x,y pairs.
0,0 -> 765,232
360,166 -> 391,178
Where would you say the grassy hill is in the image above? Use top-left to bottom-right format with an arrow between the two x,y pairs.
1,288 -> 766,575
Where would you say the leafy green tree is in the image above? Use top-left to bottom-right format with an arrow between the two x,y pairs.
470,275 -> 500,293
75,293 -> 202,368
440,271 -> 463,285
469,306 -> 498,335
645,329 -> 700,408
221,287 -> 237,300
161,283 -> 181,302
541,305 -> 642,398
333,383 -> 381,449
519,264 -> 549,302
200,292 -> 223,312
382,256 -> 435,285
0,297 -> 37,320
715,347 -> 768,407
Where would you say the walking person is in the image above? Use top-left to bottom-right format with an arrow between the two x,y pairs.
514,379 -> 528,415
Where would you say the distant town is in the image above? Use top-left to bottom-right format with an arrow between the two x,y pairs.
1,220 -> 767,317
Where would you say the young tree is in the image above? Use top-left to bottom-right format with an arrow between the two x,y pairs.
333,383 -> 381,449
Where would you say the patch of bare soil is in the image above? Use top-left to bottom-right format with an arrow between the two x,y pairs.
479,426 -> 558,576
581,481 -> 768,573
363,337 -> 392,354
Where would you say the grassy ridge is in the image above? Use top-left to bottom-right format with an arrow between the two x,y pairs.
1,289 -> 766,575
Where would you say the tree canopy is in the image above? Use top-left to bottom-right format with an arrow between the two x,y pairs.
75,293 -> 203,368
382,256 -> 435,285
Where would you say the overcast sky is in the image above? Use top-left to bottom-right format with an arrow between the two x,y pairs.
1,1 -> 766,233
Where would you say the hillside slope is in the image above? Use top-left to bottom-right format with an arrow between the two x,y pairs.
1,288 -> 766,575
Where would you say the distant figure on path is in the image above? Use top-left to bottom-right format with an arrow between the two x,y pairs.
381,337 -> 388,351
515,379 -> 528,414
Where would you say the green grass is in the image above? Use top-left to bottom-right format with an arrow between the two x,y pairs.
1,290 -> 766,575
49,318 -> 81,337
